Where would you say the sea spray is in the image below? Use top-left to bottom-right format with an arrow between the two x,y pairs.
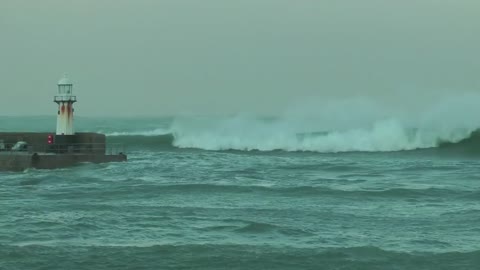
105,94 -> 480,153
169,117 -> 475,152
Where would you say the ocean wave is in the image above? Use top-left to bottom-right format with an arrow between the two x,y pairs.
106,127 -> 480,154
69,183 -> 473,200
105,128 -> 170,137
1,244 -> 479,270
104,95 -> 480,153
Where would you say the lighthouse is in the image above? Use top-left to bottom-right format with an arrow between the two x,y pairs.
54,74 -> 77,135
0,74 -> 127,171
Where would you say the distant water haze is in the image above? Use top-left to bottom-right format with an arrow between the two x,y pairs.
1,0 -> 479,116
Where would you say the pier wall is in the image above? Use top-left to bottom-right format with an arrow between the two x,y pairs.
0,132 -> 125,171
0,132 -> 107,153
0,153 -> 126,172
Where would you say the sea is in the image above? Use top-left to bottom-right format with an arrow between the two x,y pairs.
1,114 -> 480,270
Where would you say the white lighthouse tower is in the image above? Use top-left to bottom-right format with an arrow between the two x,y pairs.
54,74 -> 77,135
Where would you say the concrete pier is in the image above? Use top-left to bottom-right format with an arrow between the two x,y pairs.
0,152 -> 126,172
0,132 -> 126,171
0,76 -> 127,172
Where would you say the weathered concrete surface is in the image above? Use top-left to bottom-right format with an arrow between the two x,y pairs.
0,153 -> 33,171
0,132 -> 126,171
0,153 -> 127,172
0,132 -> 107,153
0,132 -> 52,152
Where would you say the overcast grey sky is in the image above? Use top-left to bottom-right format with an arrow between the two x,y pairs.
1,0 -> 479,116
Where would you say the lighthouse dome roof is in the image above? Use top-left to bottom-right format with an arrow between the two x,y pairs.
58,75 -> 73,85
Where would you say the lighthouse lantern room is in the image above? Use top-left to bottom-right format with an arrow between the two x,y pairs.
54,74 -> 77,136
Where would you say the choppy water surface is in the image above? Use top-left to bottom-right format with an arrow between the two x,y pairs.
1,116 -> 480,269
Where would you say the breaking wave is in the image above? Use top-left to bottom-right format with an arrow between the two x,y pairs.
106,95 -> 480,153
106,123 -> 480,154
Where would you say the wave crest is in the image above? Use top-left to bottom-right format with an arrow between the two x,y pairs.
107,121 -> 480,154
171,119 -> 476,152
106,95 -> 480,153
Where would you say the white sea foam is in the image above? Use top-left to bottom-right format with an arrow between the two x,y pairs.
170,118 -> 476,152
106,128 -> 171,137
106,94 -> 480,153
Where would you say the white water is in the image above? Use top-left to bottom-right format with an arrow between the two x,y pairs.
170,117 -> 475,152
109,94 -> 480,153
106,128 -> 171,137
